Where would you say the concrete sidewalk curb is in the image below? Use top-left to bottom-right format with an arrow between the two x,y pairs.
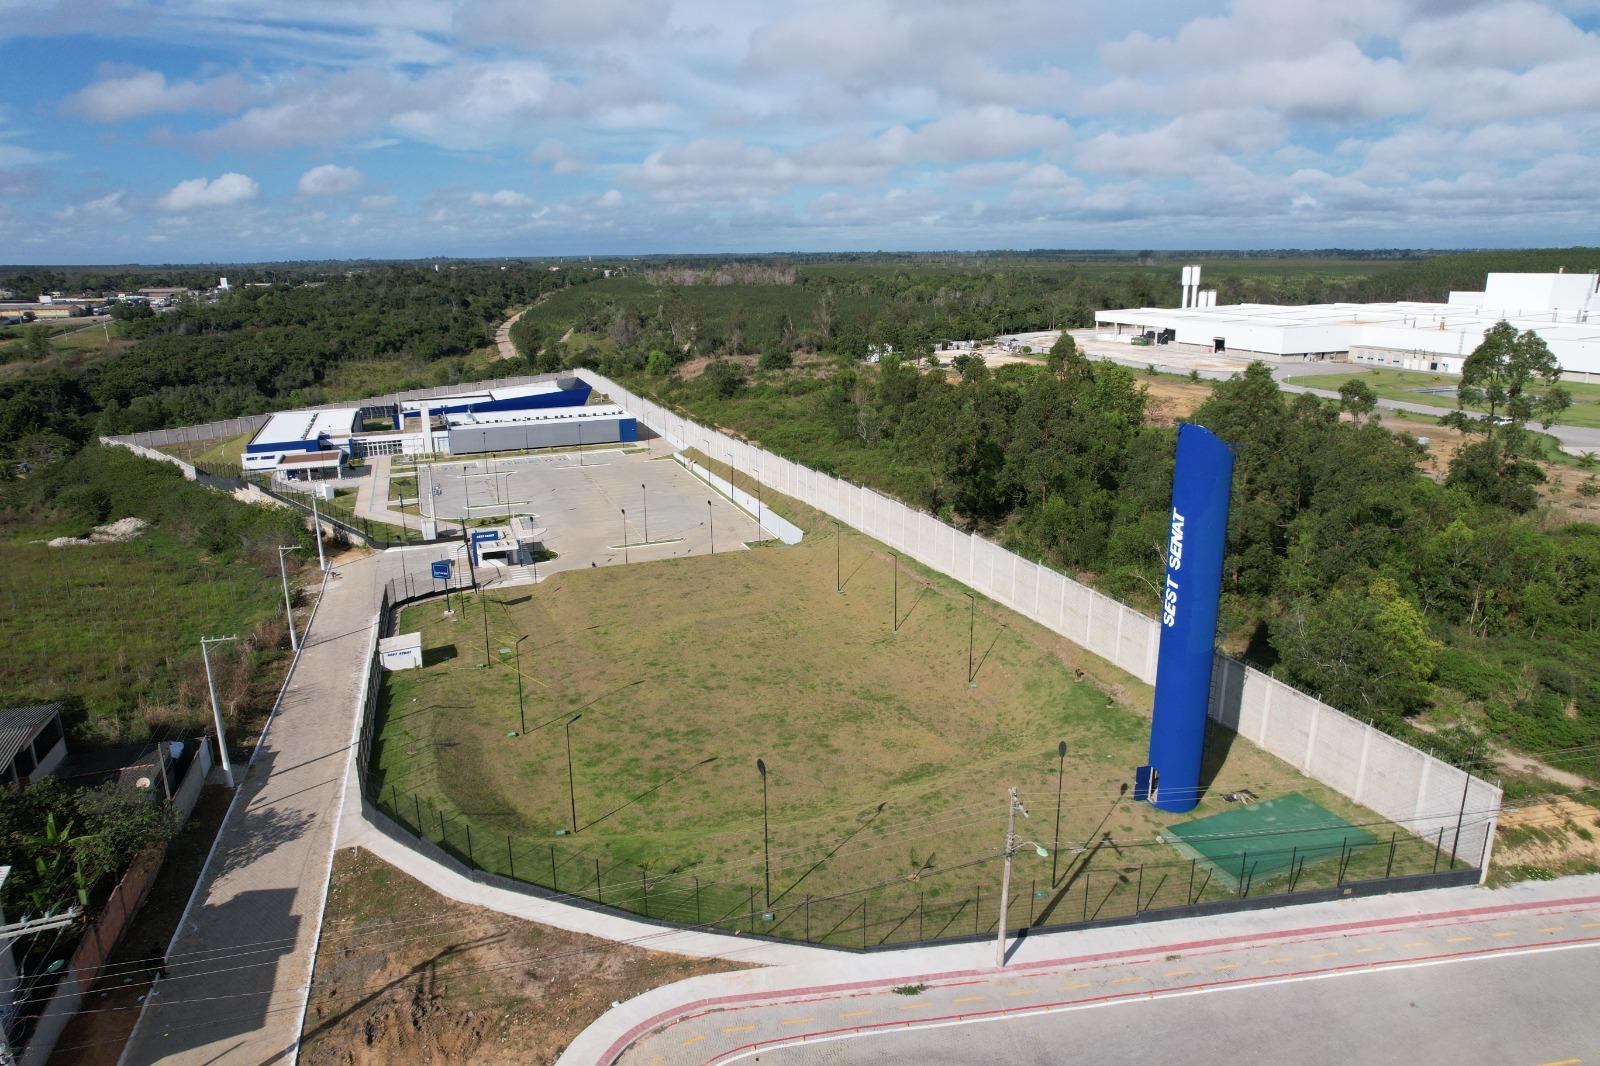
556,874 -> 1600,1066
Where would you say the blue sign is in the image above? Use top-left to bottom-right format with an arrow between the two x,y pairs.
1145,423 -> 1235,813
431,560 -> 451,580
471,529 -> 500,543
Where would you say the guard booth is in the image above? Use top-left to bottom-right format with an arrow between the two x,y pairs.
467,517 -> 546,567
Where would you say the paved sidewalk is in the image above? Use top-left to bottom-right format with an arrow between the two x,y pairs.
562,874 -> 1600,1066
120,555 -> 390,1064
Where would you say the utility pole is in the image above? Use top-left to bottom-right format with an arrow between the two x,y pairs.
566,713 -> 583,833
201,635 -> 239,788
996,787 -> 1048,968
277,545 -> 301,652
757,758 -> 771,908
1052,741 -> 1067,886
513,634 -> 528,733
309,489 -> 327,569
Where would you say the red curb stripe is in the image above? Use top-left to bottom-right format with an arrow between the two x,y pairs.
597,892 -> 1600,1064
698,933 -> 1600,1065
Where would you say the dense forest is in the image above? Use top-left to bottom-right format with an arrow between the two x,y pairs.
0,263 -> 598,460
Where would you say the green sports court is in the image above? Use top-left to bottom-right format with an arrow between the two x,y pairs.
1162,793 -> 1378,893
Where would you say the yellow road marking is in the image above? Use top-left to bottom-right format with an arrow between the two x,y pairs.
1005,988 -> 1039,997
1535,1059 -> 1581,1066
1402,941 -> 1429,948
1165,969 -> 1196,978
1309,951 -> 1339,959
840,1010 -> 872,1019
1491,931 -> 1518,938
722,1025 -> 755,1034
1110,976 -> 1141,985
1212,962 -> 1240,971
1262,957 -> 1290,964
1446,936 -> 1473,943
898,1001 -> 924,1010
1354,947 -> 1379,954
1539,926 -> 1564,934
1060,981 -> 1091,991
780,1017 -> 814,1026
681,1034 -> 705,1048
1580,921 -> 1600,929
952,995 -> 986,1004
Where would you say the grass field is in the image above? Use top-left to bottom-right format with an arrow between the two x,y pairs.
0,528 -> 287,739
1286,368 -> 1600,430
370,504 -> 1450,945
159,431 -> 253,470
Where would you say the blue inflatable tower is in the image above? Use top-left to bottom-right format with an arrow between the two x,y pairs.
1139,423 -> 1235,813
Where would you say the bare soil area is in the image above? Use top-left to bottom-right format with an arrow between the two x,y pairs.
299,848 -> 741,1066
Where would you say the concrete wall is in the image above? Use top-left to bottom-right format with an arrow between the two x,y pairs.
447,416 -> 627,455
673,453 -> 804,546
578,369 -> 1501,872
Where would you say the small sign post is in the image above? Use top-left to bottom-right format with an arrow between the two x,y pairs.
432,559 -> 453,613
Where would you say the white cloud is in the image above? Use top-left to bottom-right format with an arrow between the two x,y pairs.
359,193 -> 400,210
297,163 -> 363,196
468,189 -> 533,207
55,190 -> 128,222
157,172 -> 260,211
62,68 -> 256,121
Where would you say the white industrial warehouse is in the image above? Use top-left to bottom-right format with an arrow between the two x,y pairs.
1096,268 -> 1600,382
242,377 -> 638,475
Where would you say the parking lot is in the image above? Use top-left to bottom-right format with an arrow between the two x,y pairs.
418,443 -> 763,573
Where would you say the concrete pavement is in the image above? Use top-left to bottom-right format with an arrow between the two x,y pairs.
588,874 -> 1600,1065
119,544 -> 458,1065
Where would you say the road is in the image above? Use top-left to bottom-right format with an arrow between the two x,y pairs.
611,884 -> 1600,1065
119,544 -> 457,1065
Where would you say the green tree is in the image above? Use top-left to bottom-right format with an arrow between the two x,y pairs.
1337,378 -> 1378,423
700,358 -> 746,398
758,345 -> 792,371
1446,321 -> 1570,500
1274,577 -> 1443,723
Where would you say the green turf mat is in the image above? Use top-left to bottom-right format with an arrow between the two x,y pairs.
1161,792 -> 1377,892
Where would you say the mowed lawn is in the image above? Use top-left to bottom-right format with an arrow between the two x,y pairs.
370,522 -> 1415,941
1286,367 -> 1600,429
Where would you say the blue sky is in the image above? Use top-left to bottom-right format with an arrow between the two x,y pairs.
2,0 -> 1599,263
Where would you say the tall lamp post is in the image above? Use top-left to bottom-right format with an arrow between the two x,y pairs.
309,490 -> 327,569
201,635 -> 239,788
757,758 -> 771,908
890,552 -> 899,632
513,634 -> 529,733
707,500 -> 714,554
966,593 -> 977,686
1052,741 -> 1067,886
641,483 -> 649,543
276,545 -> 301,652
565,713 -> 583,833
621,508 -> 629,564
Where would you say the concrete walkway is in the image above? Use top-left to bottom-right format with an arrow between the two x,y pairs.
349,454 -> 421,529
559,873 -> 1600,1065
119,544 -> 460,1065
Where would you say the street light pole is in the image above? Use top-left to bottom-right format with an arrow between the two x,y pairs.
277,545 -> 301,652
481,591 -> 491,667
309,490 -> 327,569
891,552 -> 898,632
621,508 -> 629,564
997,787 -> 1028,967
707,500 -> 714,554
200,635 -> 239,788
514,635 -> 528,733
837,522 -> 842,594
565,713 -> 583,833
1052,741 -> 1067,886
967,593 -> 976,685
757,758 -> 771,908
641,483 -> 648,543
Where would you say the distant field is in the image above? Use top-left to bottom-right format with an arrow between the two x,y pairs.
160,430 -> 253,470
369,505 -> 1432,945
1286,368 -> 1600,430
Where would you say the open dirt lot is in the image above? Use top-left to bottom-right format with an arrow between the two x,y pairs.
299,848 -> 738,1066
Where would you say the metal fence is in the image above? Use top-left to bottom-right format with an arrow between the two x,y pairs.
358,583 -> 1485,953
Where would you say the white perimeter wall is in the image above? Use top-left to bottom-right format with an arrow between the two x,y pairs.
579,369 -> 1501,874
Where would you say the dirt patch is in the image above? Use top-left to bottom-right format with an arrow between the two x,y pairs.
1140,378 -> 1211,427
1493,797 -> 1600,880
298,848 -> 742,1066
46,517 -> 148,547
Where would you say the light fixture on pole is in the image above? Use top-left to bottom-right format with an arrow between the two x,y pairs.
707,500 -> 714,554
621,507 -> 629,564
200,635 -> 239,788
641,483 -> 649,543
565,713 -> 583,833
757,758 -> 771,908
966,593 -> 977,686
890,551 -> 899,632
276,545 -> 301,652
995,787 -> 1049,967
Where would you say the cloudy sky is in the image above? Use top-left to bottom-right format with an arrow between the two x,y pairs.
2,0 -> 1598,262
